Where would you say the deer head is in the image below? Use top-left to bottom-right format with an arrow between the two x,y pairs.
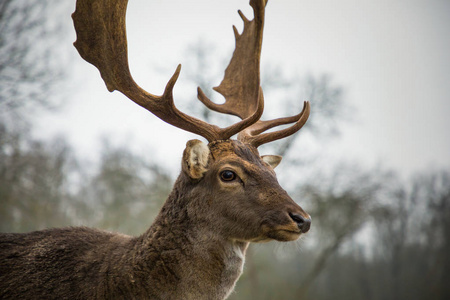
72,0 -> 311,242
180,139 -> 310,243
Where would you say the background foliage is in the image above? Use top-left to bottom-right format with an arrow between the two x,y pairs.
0,1 -> 448,299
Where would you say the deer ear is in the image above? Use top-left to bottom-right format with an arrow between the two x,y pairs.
261,155 -> 282,169
182,139 -> 210,179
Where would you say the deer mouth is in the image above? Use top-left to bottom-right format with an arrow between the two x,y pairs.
270,229 -> 302,242
261,223 -> 303,242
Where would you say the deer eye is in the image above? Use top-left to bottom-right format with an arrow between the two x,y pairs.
220,170 -> 237,182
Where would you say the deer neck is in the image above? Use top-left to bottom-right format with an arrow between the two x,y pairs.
132,175 -> 249,299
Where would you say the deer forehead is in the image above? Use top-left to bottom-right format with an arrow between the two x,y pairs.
208,141 -> 276,180
209,140 -> 261,164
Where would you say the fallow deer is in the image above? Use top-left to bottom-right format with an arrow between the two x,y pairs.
0,0 -> 311,299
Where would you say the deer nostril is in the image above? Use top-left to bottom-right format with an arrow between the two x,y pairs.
289,213 -> 311,233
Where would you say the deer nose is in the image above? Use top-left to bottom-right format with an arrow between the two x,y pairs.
289,213 -> 311,233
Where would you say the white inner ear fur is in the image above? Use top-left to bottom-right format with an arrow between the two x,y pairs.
183,139 -> 210,179
261,155 -> 282,169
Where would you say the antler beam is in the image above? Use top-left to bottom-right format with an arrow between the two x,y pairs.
72,0 -> 263,142
72,0 -> 309,147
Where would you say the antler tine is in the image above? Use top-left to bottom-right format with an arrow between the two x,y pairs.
239,101 -> 311,148
72,0 -> 264,142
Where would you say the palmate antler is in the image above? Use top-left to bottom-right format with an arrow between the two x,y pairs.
72,0 -> 309,147
199,0 -> 310,147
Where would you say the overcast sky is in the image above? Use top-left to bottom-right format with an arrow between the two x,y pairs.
35,0 -> 450,177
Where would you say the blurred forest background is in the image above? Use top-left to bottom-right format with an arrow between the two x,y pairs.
1,1 -> 449,300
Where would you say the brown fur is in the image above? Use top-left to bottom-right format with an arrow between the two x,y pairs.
0,140 -> 310,299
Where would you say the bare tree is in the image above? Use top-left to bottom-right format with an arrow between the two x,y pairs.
77,142 -> 172,235
0,126 -> 75,232
0,0 -> 75,232
0,0 -> 70,129
370,170 -> 450,300
294,167 -> 386,298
